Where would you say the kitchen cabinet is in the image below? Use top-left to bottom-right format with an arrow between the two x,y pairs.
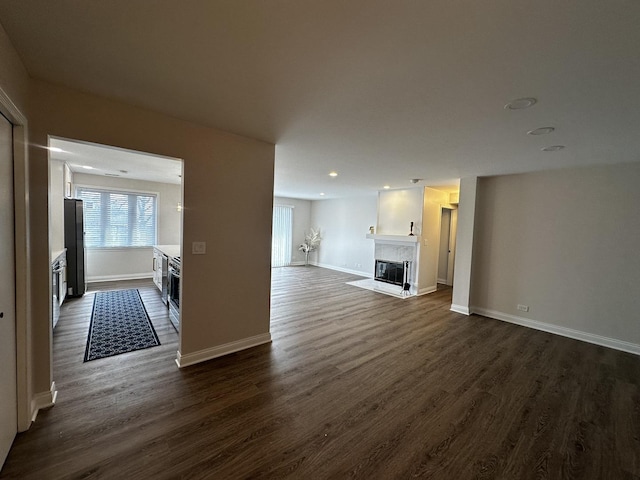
152,248 -> 163,290
153,245 -> 180,305
51,249 -> 67,330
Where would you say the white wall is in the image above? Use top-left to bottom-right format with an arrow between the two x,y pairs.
470,163 -> 640,351
377,188 -> 423,235
274,196 -> 311,265
74,173 -> 182,281
310,195 -> 377,276
417,187 -> 449,293
49,160 -> 65,254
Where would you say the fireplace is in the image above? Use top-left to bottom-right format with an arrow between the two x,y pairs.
375,260 -> 406,287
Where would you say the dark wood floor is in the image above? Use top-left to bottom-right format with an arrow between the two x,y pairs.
2,267 -> 639,479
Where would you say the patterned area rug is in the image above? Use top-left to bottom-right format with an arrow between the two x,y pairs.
84,289 -> 161,362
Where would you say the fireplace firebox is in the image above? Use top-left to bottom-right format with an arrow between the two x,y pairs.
374,260 -> 406,287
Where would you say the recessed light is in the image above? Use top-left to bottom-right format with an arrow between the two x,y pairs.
504,97 -> 537,110
329,171 -> 338,177
527,126 -> 555,136
319,192 -> 325,196
541,145 -> 565,152
81,165 -> 95,170
383,185 -> 390,189
47,147 -> 64,153
409,178 -> 422,184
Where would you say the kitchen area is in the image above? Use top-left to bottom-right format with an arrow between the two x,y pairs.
48,137 -> 183,335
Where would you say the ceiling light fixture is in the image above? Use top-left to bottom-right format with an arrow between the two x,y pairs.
81,165 -> 95,170
320,192 -> 325,196
504,97 -> 537,110
329,171 -> 338,177
383,185 -> 390,189
527,126 -> 555,136
409,178 -> 422,184
541,145 -> 565,152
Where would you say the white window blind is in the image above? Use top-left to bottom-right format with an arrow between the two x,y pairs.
272,205 -> 293,267
76,187 -> 157,248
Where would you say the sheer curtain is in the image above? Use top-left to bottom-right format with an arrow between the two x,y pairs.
272,205 -> 293,267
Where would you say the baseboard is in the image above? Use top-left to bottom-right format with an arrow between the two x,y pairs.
437,277 -> 447,284
472,307 -> 640,356
312,262 -> 370,278
417,285 -> 438,296
450,304 -> 471,315
289,261 -> 306,266
87,273 -> 153,283
30,381 -> 57,422
175,333 -> 272,368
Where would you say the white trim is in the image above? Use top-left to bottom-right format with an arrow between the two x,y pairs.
87,273 -> 153,283
0,84 -> 32,432
472,307 -> 640,356
417,285 -> 438,296
311,262 -> 370,278
366,234 -> 420,244
450,304 -> 471,315
30,382 -> 57,422
437,277 -> 447,285
175,333 -> 272,368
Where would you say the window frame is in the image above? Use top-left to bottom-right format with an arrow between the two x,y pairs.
74,184 -> 160,250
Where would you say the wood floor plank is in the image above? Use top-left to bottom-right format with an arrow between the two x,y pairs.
1,267 -> 639,479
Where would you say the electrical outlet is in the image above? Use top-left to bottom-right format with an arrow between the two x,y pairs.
423,239 -> 428,246
517,304 -> 529,312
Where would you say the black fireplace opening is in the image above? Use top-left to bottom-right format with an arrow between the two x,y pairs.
374,260 -> 405,286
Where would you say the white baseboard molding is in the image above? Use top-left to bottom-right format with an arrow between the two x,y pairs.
437,277 -> 447,285
289,261 -> 306,266
417,285 -> 438,296
87,273 -> 153,283
175,333 -> 272,368
472,307 -> 640,356
311,262 -> 370,278
30,381 -> 57,422
450,304 -> 471,315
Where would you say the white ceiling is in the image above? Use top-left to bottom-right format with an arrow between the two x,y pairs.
2,1 -> 640,199
49,138 -> 182,185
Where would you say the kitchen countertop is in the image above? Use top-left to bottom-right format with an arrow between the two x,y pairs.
51,249 -> 66,264
153,244 -> 180,259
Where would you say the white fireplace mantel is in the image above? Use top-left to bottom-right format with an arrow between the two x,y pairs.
366,234 -> 420,244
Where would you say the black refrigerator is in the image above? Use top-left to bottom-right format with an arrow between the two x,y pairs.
64,198 -> 86,297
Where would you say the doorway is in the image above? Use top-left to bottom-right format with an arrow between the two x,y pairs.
47,138 -> 183,385
438,207 -> 457,286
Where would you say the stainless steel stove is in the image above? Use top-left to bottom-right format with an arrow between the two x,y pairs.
168,256 -> 180,332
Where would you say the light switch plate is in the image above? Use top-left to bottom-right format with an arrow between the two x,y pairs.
192,241 -> 206,255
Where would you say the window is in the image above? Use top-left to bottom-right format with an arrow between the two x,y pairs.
76,186 -> 157,248
272,205 -> 293,267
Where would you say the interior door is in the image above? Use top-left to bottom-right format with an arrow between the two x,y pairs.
0,112 -> 17,468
